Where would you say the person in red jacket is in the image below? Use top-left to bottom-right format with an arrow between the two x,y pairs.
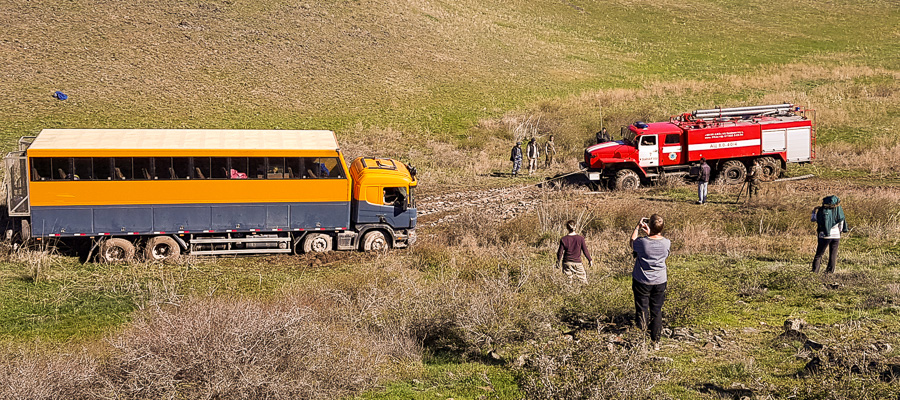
557,220 -> 593,284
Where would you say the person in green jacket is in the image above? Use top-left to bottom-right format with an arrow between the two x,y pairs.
811,195 -> 849,274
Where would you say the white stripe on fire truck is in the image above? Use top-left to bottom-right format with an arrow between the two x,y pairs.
662,146 -> 681,153
687,139 -> 761,152
586,142 -> 619,152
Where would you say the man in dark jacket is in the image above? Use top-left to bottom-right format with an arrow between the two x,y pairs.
557,220 -> 593,284
510,141 -> 523,176
697,157 -> 711,204
596,127 -> 611,144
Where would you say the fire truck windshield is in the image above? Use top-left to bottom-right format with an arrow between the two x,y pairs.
621,127 -> 636,145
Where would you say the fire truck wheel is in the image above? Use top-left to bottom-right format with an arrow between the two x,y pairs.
716,160 -> 747,185
362,230 -> 389,252
614,169 -> 640,190
758,157 -> 782,181
99,238 -> 136,263
145,236 -> 181,261
302,233 -> 333,253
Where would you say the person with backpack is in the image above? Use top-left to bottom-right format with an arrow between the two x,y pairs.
811,195 -> 849,274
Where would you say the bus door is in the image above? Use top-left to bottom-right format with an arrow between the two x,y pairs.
638,134 -> 659,167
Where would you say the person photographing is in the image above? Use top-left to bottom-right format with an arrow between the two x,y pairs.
629,214 -> 670,350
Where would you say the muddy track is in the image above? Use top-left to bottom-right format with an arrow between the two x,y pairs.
418,183 -> 591,228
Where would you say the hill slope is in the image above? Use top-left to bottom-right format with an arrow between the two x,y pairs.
1,0 -> 897,140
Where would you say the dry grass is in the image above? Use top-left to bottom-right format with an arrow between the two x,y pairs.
0,293 -> 419,400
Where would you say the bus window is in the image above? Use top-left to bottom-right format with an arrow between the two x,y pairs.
266,157 -> 285,179
94,158 -> 113,180
285,157 -> 301,179
113,158 -> 132,180
250,157 -> 266,179
173,157 -> 191,179
73,158 -> 92,180
230,157 -> 248,179
133,158 -> 151,180
211,157 -> 228,179
52,158 -> 72,180
154,157 -> 174,179
316,157 -> 344,178
192,157 -> 210,179
31,158 -> 51,181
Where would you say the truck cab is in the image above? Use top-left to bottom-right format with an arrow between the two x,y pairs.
348,157 -> 417,250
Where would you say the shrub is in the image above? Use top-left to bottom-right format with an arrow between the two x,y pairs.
664,271 -> 733,326
514,335 -> 669,400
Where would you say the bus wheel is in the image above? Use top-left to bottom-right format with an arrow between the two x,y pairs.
99,238 -> 135,263
362,230 -> 389,252
145,236 -> 180,261
302,233 -> 333,253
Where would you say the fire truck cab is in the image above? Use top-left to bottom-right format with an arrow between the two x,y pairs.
583,104 -> 815,190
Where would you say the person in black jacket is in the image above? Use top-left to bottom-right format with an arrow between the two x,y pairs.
697,158 -> 711,204
510,141 -> 523,176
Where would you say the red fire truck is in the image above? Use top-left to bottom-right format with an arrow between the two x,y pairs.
583,104 -> 815,189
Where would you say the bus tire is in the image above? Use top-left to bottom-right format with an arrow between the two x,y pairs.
361,230 -> 389,252
758,157 -> 782,181
302,233 -> 333,253
145,236 -> 181,261
613,169 -> 640,190
99,238 -> 135,263
715,160 -> 746,185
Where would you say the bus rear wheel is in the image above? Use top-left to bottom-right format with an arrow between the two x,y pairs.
99,238 -> 135,263
362,230 -> 389,252
145,236 -> 180,261
302,233 -> 333,253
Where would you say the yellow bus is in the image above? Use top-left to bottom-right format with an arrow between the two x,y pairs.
4,129 -> 417,261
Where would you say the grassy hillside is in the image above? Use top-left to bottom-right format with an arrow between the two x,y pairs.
2,0 -> 897,139
0,0 -> 899,398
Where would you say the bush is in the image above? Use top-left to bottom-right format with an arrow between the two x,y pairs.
665,271 -> 733,326
515,335 -> 669,400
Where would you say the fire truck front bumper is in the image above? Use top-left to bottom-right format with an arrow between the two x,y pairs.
584,170 -> 603,181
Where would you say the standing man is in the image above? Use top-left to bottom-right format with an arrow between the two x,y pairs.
596,127 -> 610,144
747,161 -> 762,200
629,214 -> 670,350
544,135 -> 557,168
557,220 -> 592,284
811,195 -> 848,274
510,141 -> 523,176
526,137 -> 540,175
697,157 -> 710,204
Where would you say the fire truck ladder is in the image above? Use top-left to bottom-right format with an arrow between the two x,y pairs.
692,104 -> 795,119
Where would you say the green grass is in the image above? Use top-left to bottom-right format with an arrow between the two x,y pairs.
356,354 -> 522,400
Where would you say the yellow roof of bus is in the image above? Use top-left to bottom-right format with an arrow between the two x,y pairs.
27,129 -> 339,152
